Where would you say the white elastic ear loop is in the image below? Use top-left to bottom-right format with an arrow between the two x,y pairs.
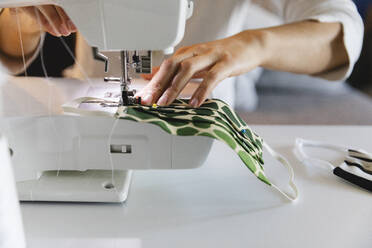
293,138 -> 348,170
14,8 -> 28,77
263,142 -> 299,202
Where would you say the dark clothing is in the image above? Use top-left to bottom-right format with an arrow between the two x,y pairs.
353,0 -> 371,19
19,33 -> 76,77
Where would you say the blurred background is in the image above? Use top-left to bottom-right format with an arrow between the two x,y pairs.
236,0 -> 372,125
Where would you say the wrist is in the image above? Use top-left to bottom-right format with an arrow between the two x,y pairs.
255,29 -> 272,68
235,29 -> 272,68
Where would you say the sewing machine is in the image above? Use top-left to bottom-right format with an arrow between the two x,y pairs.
0,0 -> 214,203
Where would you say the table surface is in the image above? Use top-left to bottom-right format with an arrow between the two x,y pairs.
21,125 -> 372,248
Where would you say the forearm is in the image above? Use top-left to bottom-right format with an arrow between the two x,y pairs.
0,8 -> 42,59
138,20 -> 351,107
251,20 -> 348,75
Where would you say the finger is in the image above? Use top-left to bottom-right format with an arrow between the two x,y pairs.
9,7 -> 23,15
21,6 -> 38,18
17,7 -> 59,36
190,62 -> 230,108
37,5 -> 65,36
138,51 -> 194,105
55,6 -> 76,33
193,70 -> 209,79
30,7 -> 52,34
140,66 -> 160,80
11,7 -> 38,24
139,66 -> 206,81
54,6 -> 71,35
157,53 -> 218,106
54,6 -> 71,36
9,7 -> 37,20
8,8 -> 17,15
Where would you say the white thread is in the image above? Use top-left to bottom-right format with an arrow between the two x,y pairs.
14,8 -> 33,116
34,9 -> 63,177
14,8 -> 28,77
107,118 -> 120,196
45,7 -> 120,194
46,10 -> 121,191
12,7 -> 119,201
62,97 -> 120,197
99,0 -> 108,50
56,36 -> 94,87
36,6 -> 94,87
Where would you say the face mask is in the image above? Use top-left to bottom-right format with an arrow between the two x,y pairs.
64,97 -> 299,201
294,138 -> 372,192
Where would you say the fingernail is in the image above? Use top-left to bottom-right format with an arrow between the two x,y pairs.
67,20 -> 77,32
66,20 -> 73,30
46,24 -> 61,37
142,95 -> 153,105
157,95 -> 168,106
60,24 -> 70,36
190,98 -> 199,108
52,30 -> 62,37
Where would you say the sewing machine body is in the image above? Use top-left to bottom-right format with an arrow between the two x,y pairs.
0,0 -> 203,203
1,115 -> 212,202
0,76 -> 212,203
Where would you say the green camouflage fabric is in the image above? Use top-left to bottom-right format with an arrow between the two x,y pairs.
116,99 -> 270,185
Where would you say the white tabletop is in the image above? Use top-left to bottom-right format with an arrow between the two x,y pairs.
21,125 -> 372,248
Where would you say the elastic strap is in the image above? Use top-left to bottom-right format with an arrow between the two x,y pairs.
293,138 -> 346,170
263,142 -> 299,202
295,138 -> 347,152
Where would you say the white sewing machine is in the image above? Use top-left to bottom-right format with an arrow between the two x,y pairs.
0,0 -> 214,203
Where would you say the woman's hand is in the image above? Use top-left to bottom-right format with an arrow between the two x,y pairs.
9,5 -> 77,37
137,21 -> 348,108
0,5 -> 77,59
137,30 -> 267,108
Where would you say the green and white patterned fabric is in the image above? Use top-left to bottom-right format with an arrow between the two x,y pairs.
116,99 -> 270,185
63,97 -> 298,201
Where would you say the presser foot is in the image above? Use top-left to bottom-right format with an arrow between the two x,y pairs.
103,78 -> 141,106
120,91 -> 141,106
100,49 -> 150,107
